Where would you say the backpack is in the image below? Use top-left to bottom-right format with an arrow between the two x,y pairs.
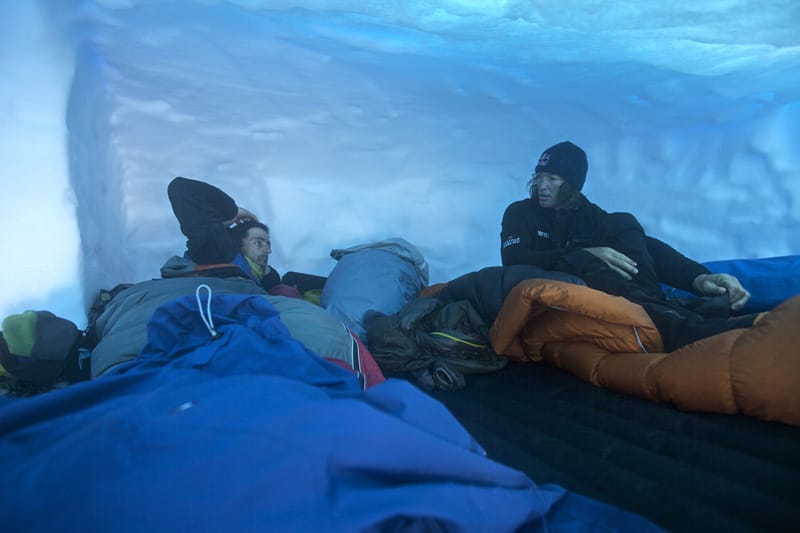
0,310 -> 89,391
365,297 -> 507,391
0,283 -> 138,392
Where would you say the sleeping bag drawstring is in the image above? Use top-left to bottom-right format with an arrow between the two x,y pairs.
195,284 -> 220,339
633,326 -> 648,353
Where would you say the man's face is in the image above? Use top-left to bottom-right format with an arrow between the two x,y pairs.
241,227 -> 271,268
535,172 -> 565,208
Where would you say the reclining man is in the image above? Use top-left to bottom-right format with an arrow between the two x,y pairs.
500,141 -> 754,351
167,176 -> 299,297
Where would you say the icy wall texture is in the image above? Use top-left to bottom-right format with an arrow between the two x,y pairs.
1,0 -> 798,324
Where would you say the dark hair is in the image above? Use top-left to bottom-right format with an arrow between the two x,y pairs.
527,174 -> 582,210
229,219 -> 269,246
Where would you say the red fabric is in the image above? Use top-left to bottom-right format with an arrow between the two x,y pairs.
323,333 -> 386,389
268,283 -> 302,299
352,332 -> 386,388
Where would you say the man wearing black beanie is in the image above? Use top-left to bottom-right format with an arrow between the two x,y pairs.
500,141 -> 753,351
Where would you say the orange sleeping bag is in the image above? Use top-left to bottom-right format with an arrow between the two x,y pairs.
489,279 -> 800,426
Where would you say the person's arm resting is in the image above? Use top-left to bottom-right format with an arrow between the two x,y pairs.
647,236 -> 750,311
646,236 -> 709,291
168,176 -> 241,264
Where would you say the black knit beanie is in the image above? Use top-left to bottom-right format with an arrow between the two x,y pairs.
534,141 -> 588,191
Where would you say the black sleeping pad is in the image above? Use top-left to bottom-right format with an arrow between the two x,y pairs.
429,362 -> 800,533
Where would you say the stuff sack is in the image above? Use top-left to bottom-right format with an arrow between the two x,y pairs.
0,310 -> 88,387
366,296 -> 507,391
321,238 -> 429,339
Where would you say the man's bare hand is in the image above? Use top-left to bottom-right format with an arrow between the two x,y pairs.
585,247 -> 639,280
692,273 -> 751,311
223,207 -> 258,227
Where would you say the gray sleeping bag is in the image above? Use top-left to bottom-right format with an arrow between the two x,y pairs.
91,277 -> 353,377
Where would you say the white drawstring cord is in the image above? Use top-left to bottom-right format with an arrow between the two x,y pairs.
633,326 -> 648,353
196,284 -> 219,339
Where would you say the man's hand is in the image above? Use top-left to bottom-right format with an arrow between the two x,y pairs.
692,273 -> 751,311
585,247 -> 639,280
223,207 -> 258,227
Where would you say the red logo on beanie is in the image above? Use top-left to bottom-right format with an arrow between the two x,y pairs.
538,153 -> 550,167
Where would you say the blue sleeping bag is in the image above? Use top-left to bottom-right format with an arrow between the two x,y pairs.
0,293 -> 660,532
664,255 -> 800,314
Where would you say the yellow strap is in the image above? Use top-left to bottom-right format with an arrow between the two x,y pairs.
429,331 -> 487,348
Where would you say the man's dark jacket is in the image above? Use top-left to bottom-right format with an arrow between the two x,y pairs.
500,196 -> 754,350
